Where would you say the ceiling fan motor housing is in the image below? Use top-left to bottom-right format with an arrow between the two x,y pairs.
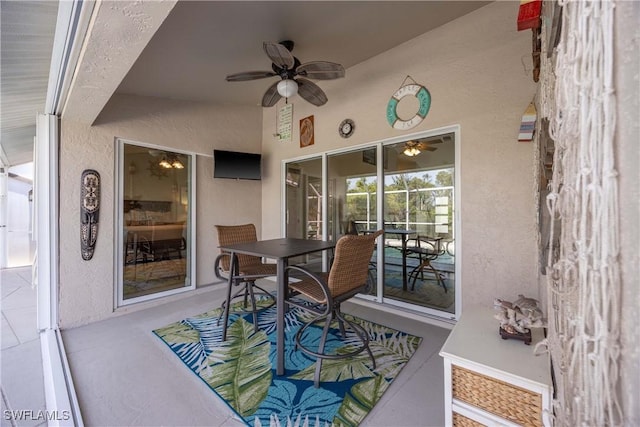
272,57 -> 301,79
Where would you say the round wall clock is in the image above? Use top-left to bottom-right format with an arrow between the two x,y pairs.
386,82 -> 431,130
339,119 -> 355,138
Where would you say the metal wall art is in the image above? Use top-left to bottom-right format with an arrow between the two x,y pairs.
81,169 -> 100,260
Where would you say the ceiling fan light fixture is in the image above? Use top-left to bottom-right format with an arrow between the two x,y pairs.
403,147 -> 421,157
277,79 -> 298,98
159,157 -> 172,168
159,154 -> 184,169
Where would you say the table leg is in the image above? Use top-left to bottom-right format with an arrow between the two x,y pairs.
276,257 -> 286,376
222,251 -> 236,342
401,235 -> 408,291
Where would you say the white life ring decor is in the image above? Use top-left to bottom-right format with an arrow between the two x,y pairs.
386,77 -> 431,130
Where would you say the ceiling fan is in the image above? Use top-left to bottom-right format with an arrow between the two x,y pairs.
402,139 -> 442,157
225,40 -> 345,107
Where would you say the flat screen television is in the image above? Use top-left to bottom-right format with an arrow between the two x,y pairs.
213,149 -> 262,180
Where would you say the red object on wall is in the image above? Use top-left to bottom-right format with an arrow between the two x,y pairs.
517,0 -> 542,31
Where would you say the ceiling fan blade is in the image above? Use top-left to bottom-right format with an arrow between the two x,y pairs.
296,78 -> 328,106
263,42 -> 295,69
226,71 -> 277,82
297,61 -> 345,80
412,141 -> 438,151
261,81 -> 282,107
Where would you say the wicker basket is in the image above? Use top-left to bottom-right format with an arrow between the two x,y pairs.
451,365 -> 542,427
453,411 -> 485,427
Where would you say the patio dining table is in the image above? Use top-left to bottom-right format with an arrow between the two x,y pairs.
366,228 -> 416,291
218,237 -> 336,376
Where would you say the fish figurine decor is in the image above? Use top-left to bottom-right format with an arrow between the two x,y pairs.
493,295 -> 546,345
80,169 -> 100,260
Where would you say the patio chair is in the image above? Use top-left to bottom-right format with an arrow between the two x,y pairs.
214,224 -> 276,339
285,230 -> 383,387
345,220 -> 360,235
405,236 -> 447,292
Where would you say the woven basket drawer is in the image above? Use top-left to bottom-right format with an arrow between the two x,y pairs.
451,365 -> 542,427
453,411 -> 485,427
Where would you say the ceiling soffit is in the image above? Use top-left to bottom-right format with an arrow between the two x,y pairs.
62,1 -> 178,125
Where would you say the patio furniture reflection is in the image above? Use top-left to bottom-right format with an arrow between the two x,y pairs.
405,236 -> 447,292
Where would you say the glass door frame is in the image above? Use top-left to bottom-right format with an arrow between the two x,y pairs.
115,138 -> 197,307
281,125 -> 461,320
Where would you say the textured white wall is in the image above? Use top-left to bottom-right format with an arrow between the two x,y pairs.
59,94 -> 263,327
615,1 -> 640,424
58,1 -> 540,326
261,2 -> 538,310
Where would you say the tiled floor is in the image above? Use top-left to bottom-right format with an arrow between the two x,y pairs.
1,266 -> 46,427
62,282 -> 452,426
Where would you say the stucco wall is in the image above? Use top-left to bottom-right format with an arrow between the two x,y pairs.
260,1 -> 538,310
59,94 -> 263,327
615,1 -> 640,424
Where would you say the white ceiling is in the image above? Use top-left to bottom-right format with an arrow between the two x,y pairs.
0,0 -> 58,167
116,1 -> 490,106
0,1 -> 490,167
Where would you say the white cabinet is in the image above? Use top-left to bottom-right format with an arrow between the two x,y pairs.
439,306 -> 552,427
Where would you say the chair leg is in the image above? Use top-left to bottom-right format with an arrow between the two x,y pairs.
314,312 -> 334,388
335,307 -> 346,338
416,255 -> 425,281
409,259 -> 447,293
217,279 -> 276,339
338,312 -> 376,371
247,281 -> 259,333
423,260 -> 447,293
242,285 -> 249,308
409,262 -> 425,291
221,279 -> 235,341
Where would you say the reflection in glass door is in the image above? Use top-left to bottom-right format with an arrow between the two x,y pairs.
327,148 -> 379,294
382,134 -> 455,313
284,157 -> 324,269
118,141 -> 195,304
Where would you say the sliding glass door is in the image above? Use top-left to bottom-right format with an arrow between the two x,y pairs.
284,157 -> 324,269
283,127 -> 459,319
117,140 -> 195,305
326,147 -> 379,295
382,134 -> 455,314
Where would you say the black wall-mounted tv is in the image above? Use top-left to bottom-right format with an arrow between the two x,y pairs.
213,149 -> 262,180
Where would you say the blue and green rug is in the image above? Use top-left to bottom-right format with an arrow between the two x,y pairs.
153,298 -> 422,426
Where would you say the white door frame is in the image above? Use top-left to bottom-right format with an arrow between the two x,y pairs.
35,0 -> 96,425
0,161 -> 7,269
34,114 -> 59,331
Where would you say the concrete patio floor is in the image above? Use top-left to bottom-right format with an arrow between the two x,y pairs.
62,282 -> 451,426
1,266 -> 46,427
1,266 -> 451,426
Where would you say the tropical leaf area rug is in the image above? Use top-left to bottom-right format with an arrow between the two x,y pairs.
153,297 -> 422,427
